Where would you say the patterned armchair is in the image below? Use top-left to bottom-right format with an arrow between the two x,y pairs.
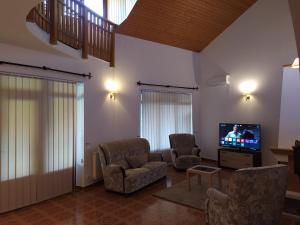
99,138 -> 167,194
169,133 -> 201,170
205,164 -> 288,225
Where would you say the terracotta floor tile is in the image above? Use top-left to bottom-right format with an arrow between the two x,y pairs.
0,164 -> 293,225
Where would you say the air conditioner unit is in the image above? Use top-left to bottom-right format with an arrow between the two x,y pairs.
206,74 -> 230,87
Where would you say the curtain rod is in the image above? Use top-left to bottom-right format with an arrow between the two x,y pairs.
0,61 -> 92,79
137,81 -> 199,90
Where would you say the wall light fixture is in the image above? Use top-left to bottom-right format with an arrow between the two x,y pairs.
105,79 -> 119,100
239,80 -> 257,102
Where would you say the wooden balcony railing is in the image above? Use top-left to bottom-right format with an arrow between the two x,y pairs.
27,0 -> 116,66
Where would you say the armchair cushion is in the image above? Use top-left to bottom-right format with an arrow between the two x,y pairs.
179,147 -> 193,156
114,160 -> 130,170
175,155 -> 202,170
125,167 -> 149,177
124,162 -> 167,193
142,161 -> 167,171
126,154 -> 148,168
149,152 -> 163,161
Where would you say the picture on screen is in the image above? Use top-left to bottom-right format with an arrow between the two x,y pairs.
219,123 -> 261,151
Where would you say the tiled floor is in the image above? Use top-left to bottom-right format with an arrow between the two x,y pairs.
0,164 -> 297,225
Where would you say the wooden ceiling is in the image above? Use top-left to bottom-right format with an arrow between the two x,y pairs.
289,0 -> 300,61
117,0 -> 257,52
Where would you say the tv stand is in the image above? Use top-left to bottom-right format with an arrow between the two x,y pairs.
218,148 -> 262,169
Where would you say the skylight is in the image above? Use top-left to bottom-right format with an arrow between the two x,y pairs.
84,0 -> 103,17
84,0 -> 137,25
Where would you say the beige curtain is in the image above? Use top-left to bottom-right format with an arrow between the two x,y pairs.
140,90 -> 193,151
0,74 -> 77,213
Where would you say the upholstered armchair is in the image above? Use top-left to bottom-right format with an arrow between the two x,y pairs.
205,164 -> 288,225
169,133 -> 201,170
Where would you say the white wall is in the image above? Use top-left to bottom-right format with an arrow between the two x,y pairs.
278,67 -> 300,148
0,33 -> 199,186
193,0 -> 297,164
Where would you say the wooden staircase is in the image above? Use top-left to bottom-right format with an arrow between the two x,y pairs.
27,0 -> 116,66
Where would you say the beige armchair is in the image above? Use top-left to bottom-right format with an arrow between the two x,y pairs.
169,133 -> 201,170
205,164 -> 288,225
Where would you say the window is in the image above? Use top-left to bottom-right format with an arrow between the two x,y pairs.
140,90 -> 193,151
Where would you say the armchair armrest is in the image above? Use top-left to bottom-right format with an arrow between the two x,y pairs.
205,188 -> 230,225
170,148 -> 179,158
149,152 -> 163,161
103,164 -> 125,193
207,188 -> 229,205
104,164 -> 125,177
192,147 -> 201,157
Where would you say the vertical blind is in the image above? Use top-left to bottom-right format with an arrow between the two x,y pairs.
140,90 -> 193,151
108,0 -> 137,25
0,74 -> 77,213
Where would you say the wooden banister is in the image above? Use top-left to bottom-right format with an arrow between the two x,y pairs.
26,0 -> 116,66
103,0 -> 108,19
82,7 -> 89,59
49,0 -> 58,44
110,27 -> 115,67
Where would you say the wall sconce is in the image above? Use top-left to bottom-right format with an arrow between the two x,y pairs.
105,79 -> 119,100
239,81 -> 257,102
291,57 -> 299,69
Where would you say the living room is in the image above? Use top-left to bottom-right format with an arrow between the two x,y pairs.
0,0 -> 299,224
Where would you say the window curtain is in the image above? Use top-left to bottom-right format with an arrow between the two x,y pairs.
0,74 -> 78,213
140,90 -> 193,151
108,0 -> 137,24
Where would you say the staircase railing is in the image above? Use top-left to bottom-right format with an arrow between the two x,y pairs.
27,0 -> 116,66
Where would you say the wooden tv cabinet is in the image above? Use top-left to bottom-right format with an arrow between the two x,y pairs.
218,148 -> 262,169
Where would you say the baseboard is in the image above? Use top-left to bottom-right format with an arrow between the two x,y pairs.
201,157 -> 217,163
77,178 -> 103,188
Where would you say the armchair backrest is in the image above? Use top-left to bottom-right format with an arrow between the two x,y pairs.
169,134 -> 196,148
99,138 -> 150,168
227,164 -> 288,223
169,134 -> 196,156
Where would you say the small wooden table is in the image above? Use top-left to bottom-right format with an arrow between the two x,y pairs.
186,165 -> 222,191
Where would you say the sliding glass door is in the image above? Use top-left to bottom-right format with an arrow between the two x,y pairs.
0,74 -> 79,213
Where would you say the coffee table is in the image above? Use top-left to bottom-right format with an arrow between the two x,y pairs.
186,165 -> 222,191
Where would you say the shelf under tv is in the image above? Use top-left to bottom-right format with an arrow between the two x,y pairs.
218,148 -> 262,170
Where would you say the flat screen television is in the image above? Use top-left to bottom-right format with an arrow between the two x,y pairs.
219,123 -> 261,151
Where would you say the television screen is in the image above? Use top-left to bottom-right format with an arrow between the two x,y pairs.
219,123 -> 261,151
